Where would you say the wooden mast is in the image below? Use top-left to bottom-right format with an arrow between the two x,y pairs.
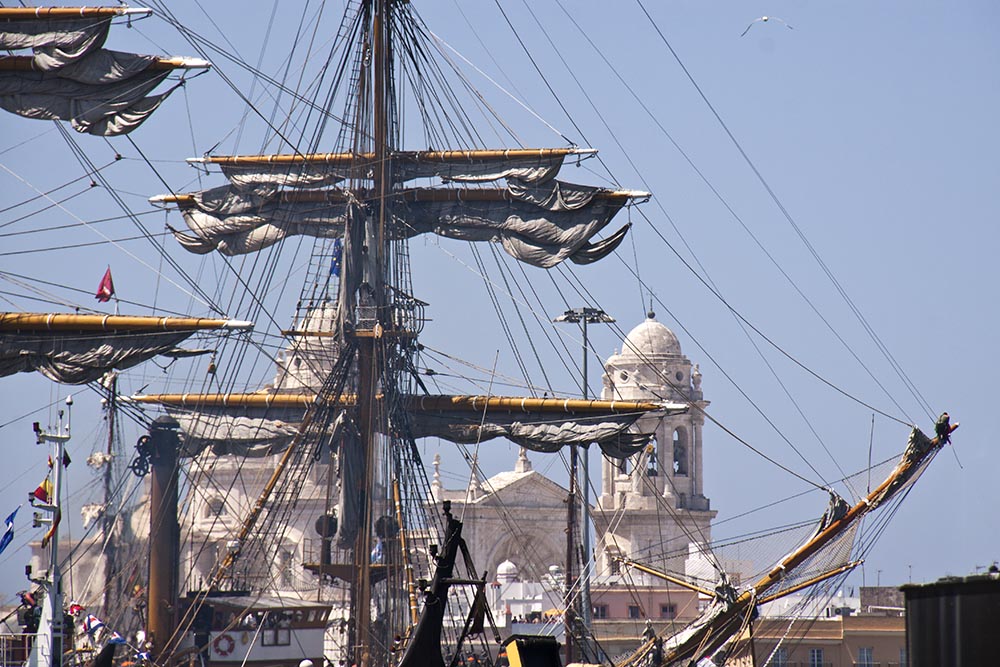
350,2 -> 390,665
565,442 -> 577,663
146,417 -> 181,663
102,375 -> 119,621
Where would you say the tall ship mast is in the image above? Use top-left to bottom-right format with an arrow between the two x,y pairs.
0,3 -> 969,667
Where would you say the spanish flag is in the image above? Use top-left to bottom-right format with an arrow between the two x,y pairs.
31,478 -> 52,504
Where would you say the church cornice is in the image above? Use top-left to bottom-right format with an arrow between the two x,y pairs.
442,469 -> 572,508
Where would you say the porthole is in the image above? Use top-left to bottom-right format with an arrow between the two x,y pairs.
675,371 -> 683,382
619,370 -> 629,381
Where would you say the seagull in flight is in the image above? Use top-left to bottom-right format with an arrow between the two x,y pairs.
741,16 -> 794,37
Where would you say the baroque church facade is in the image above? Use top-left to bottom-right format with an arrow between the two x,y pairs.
172,311 -> 716,610
438,312 -> 716,587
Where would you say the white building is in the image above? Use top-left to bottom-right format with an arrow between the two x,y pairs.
596,312 -> 715,579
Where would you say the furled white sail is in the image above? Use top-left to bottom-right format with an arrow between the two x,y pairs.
221,163 -> 351,193
163,183 -> 636,267
0,9 -> 206,135
0,313 -> 252,384
169,410 -> 301,457
39,49 -> 158,84
407,411 -> 652,458
0,330 -> 193,384
0,69 -> 173,135
394,152 -> 569,184
138,392 -> 681,460
400,192 -> 629,268
0,16 -> 111,69
198,149 -> 589,195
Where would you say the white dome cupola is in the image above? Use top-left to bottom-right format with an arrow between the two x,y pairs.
621,310 -> 682,358
496,559 -> 519,583
602,311 -> 701,404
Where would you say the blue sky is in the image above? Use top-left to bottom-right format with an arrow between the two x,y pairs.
1,0 -> 997,601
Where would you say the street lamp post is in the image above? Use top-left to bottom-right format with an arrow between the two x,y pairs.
553,307 -> 615,654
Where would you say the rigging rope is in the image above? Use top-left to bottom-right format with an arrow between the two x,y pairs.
632,0 -> 935,424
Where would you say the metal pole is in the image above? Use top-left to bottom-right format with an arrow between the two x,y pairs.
48,410 -> 65,667
565,443 -> 576,664
582,316 -> 588,399
580,317 -> 592,630
553,307 -> 614,652
29,397 -> 72,667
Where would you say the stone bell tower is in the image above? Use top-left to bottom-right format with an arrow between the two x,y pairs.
594,312 -> 715,577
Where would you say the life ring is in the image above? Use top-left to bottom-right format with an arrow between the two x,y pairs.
213,633 -> 236,657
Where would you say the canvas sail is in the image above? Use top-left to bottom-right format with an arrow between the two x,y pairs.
193,147 -> 596,194
0,314 -> 251,384
0,7 -> 208,134
132,392 -> 685,458
158,179 -> 641,266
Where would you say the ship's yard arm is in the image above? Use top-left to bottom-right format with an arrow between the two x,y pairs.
0,54 -> 210,71
0,314 -> 252,383
0,313 -> 252,332
755,559 -> 864,605
130,393 -> 685,447
0,7 -> 153,18
129,392 -> 683,414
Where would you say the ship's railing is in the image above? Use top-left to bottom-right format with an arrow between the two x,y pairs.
354,288 -> 427,336
0,632 -> 34,665
302,537 -> 353,566
388,286 -> 427,336
356,303 -> 379,330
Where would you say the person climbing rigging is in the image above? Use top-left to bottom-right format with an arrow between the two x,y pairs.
935,412 -> 954,444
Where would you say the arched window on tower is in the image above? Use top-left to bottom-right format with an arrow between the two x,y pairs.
607,546 -> 623,575
206,497 -> 227,518
617,456 -> 628,476
673,427 -> 688,476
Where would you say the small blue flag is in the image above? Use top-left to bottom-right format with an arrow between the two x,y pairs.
331,238 -> 343,277
108,631 -> 126,645
0,506 -> 19,555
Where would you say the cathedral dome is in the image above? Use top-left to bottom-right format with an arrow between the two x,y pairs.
496,559 -> 519,583
621,311 -> 681,358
